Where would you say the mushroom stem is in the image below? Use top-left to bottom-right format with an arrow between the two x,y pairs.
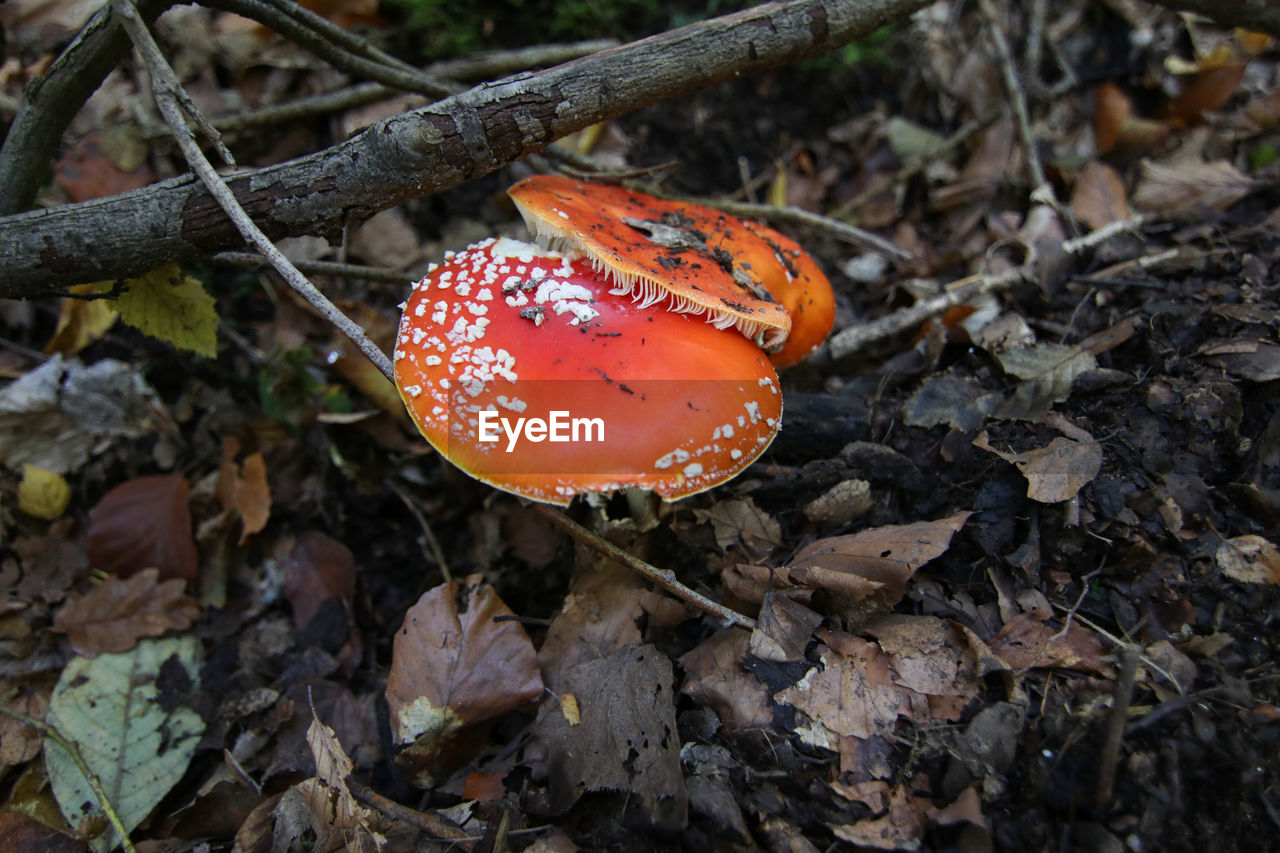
533,504 -> 757,630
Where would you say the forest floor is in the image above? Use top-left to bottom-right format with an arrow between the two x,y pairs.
1,1 -> 1279,851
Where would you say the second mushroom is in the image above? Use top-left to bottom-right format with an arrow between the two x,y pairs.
393,177 -> 833,506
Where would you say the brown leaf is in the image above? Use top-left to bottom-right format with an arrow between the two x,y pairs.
988,610 -> 1109,674
776,633 -> 912,743
1217,535 -> 1280,584
693,497 -> 783,560
865,615 -> 986,706
53,134 -> 156,203
1094,82 -> 1170,153
217,437 -> 272,543
679,628 -> 774,731
831,782 -> 930,850
538,556 -> 645,691
533,644 -> 686,825
1165,63 -> 1245,125
1071,161 -> 1129,230
385,575 -> 543,771
51,567 -> 199,656
745,512 -> 972,619
302,710 -> 387,852
0,685 -> 48,765
284,531 -> 356,630
88,474 -> 197,582
1131,158 -> 1253,218
974,433 -> 1103,503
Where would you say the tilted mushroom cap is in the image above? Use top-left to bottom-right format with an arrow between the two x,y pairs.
735,219 -> 835,367
508,175 -> 796,352
393,237 -> 782,506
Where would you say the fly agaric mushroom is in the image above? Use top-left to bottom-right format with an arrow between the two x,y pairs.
507,174 -> 834,366
394,237 -> 782,506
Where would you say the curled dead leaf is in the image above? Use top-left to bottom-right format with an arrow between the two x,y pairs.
385,575 -> 543,786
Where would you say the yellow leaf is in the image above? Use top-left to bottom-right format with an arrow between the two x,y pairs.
560,693 -> 581,726
45,283 -> 118,356
19,464 -> 71,519
116,265 -> 218,357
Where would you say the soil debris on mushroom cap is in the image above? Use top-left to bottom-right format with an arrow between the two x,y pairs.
509,174 -> 806,353
393,237 -> 783,506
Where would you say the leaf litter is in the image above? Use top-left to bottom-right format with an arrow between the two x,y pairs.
1,2 -> 1279,851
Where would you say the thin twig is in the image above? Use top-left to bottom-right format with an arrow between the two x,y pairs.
204,0 -> 460,98
110,0 -> 395,381
260,0 -> 421,76
0,701 -> 137,852
827,215 -> 1145,358
206,40 -> 616,133
977,0 -> 1045,191
698,198 -> 912,262
347,776 -> 471,840
533,505 -> 757,629
1124,685 -> 1233,735
1094,644 -> 1140,814
390,481 -> 452,583
212,252 -> 410,285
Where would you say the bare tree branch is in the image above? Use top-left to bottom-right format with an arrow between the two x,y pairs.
0,0 -> 173,216
0,0 -> 930,300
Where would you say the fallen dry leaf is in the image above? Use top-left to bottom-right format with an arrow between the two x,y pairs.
532,644 -> 686,826
0,355 -> 166,475
301,709 -> 387,852
734,512 -> 973,620
385,575 -> 543,785
1071,161 -> 1129,230
1094,81 -> 1170,153
51,568 -> 199,656
680,628 -> 774,731
1165,62 -> 1245,125
284,531 -> 356,630
216,437 -> 272,543
830,779 -> 930,850
53,133 -> 157,203
992,343 -> 1097,422
44,284 -> 118,356
88,474 -> 198,582
538,555 -> 646,689
1217,535 -> 1280,584
973,433 -> 1103,503
988,610 -> 1110,674
0,685 -> 48,765
1131,158 -> 1253,218
693,497 -> 783,560
865,615 -> 988,709
777,633 -> 912,744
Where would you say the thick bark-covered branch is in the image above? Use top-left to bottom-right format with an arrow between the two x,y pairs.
0,0 -> 173,217
0,0 -> 929,299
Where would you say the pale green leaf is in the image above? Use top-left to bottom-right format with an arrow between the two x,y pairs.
44,636 -> 205,852
115,265 -> 218,357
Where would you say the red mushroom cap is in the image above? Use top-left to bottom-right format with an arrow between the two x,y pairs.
393,237 -> 782,506
735,219 -> 835,367
508,175 -> 794,352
